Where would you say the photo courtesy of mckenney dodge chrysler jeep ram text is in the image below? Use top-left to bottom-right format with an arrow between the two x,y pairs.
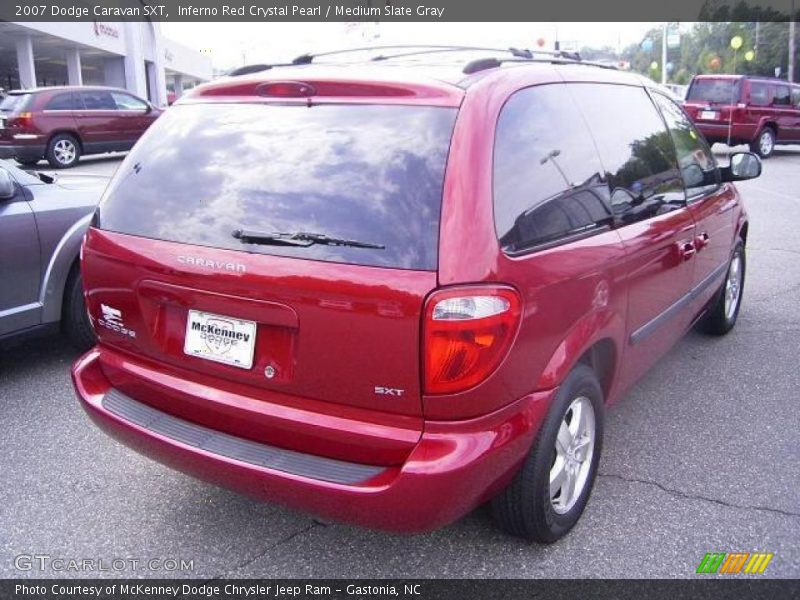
71,46 -> 761,543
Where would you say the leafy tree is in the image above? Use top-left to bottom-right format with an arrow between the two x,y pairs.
619,21 -> 798,84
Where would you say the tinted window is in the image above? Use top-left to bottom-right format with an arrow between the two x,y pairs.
96,103 -> 456,270
652,92 -> 719,198
0,93 -> 31,114
80,91 -> 116,110
569,84 -> 685,225
111,92 -> 147,111
687,79 -> 741,104
493,84 -> 612,253
774,85 -> 791,106
749,82 -> 770,106
45,93 -> 79,110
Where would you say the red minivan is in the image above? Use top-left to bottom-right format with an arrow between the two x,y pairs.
683,74 -> 800,158
0,86 -> 162,168
72,49 -> 760,542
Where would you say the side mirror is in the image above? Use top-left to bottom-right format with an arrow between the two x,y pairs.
0,169 -> 16,199
721,152 -> 762,182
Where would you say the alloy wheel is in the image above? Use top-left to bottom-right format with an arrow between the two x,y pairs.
550,396 -> 596,514
759,131 -> 774,157
724,254 -> 743,320
54,139 -> 76,165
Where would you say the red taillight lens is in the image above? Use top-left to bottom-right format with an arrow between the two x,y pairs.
423,286 -> 521,395
9,112 -> 33,128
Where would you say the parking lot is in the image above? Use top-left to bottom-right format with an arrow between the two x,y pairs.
1,147 -> 799,579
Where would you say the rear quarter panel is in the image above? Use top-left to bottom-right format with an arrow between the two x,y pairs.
431,66 -> 630,420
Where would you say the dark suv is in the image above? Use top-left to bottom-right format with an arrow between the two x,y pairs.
683,74 -> 800,158
0,86 -> 162,168
72,48 -> 760,542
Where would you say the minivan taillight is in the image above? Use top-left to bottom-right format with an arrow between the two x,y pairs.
423,286 -> 521,395
9,112 -> 33,128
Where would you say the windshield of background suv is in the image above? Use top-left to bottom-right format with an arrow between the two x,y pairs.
96,102 -> 456,270
686,79 -> 741,104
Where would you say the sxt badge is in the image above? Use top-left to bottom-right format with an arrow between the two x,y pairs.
374,386 -> 405,397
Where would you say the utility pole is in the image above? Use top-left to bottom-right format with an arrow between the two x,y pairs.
790,0 -> 796,82
661,22 -> 668,84
755,21 -> 760,59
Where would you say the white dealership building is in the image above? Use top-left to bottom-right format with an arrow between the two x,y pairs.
0,21 -> 212,106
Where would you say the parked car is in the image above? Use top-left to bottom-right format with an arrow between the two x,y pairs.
683,74 -> 800,158
72,48 -> 760,542
0,86 -> 162,169
0,159 -> 106,348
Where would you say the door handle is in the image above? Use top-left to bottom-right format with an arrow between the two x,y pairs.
696,232 -> 710,250
677,240 -> 696,261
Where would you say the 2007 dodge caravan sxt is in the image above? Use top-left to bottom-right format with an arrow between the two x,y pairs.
72,47 -> 761,542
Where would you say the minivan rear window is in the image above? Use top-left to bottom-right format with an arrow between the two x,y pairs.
0,93 -> 30,114
96,103 -> 457,270
687,79 -> 741,104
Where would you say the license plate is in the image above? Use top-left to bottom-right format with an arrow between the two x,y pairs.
184,310 -> 256,369
699,110 -> 719,120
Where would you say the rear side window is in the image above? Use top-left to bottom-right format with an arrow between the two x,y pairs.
96,103 -> 456,270
687,79 -> 741,104
774,85 -> 791,106
0,94 -> 31,114
45,93 -> 80,111
80,91 -> 116,110
749,82 -> 770,106
568,84 -> 685,226
493,84 -> 612,253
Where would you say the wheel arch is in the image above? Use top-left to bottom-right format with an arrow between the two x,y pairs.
759,120 -> 778,137
47,129 -> 84,152
738,219 -> 749,245
39,214 -> 92,324
535,310 -> 624,405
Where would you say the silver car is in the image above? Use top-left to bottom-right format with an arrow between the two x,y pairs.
0,159 -> 107,349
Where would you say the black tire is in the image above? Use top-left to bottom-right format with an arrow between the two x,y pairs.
63,267 -> 95,352
492,364 -> 604,542
46,133 -> 81,168
696,241 -> 745,336
750,127 -> 775,159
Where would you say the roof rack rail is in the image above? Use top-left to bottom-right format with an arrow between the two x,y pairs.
462,54 -> 619,75
227,47 -> 602,78
228,64 -> 277,76
291,45 -> 535,65
228,46 -> 533,76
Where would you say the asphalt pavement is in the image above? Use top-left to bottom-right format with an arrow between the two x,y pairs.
1,147 -> 798,579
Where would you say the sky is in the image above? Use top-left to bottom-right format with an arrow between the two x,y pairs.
161,22 -> 660,71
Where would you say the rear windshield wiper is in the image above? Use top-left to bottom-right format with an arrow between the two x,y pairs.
232,229 -> 385,250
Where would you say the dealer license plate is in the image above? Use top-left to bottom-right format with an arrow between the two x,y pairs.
184,309 -> 256,369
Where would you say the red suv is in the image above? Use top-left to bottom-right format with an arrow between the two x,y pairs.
72,49 -> 760,542
683,74 -> 800,158
0,86 -> 162,168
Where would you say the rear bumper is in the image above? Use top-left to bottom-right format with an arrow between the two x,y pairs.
0,141 -> 45,160
72,348 -> 554,533
694,122 -> 758,144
